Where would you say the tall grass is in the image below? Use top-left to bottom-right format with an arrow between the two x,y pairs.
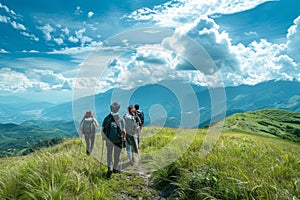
151,131 -> 300,199
0,127 -> 299,199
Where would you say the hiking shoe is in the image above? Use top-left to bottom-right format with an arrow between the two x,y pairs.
113,169 -> 121,173
130,160 -> 134,166
86,150 -> 90,155
106,170 -> 112,179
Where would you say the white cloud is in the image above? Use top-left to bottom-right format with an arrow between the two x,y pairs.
0,15 -> 27,31
1,10 -> 40,42
88,11 -> 94,18
11,21 -> 26,30
21,50 -> 39,53
0,15 -> 10,23
0,2 -> 16,16
93,46 -> 195,91
126,0 -> 272,27
48,41 -> 102,55
75,6 -> 82,15
0,68 -> 73,93
244,31 -> 258,37
54,37 -> 64,45
0,49 -> 9,53
62,27 -> 70,35
287,16 -> 300,63
0,3 -> 10,13
75,28 -> 93,46
20,32 -> 39,41
124,0 -> 300,86
40,24 -> 54,41
68,36 -> 79,43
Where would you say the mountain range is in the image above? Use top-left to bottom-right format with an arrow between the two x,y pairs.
44,80 -> 300,127
1,80 -> 299,128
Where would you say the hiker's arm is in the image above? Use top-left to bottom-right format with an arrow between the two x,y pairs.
137,126 -> 140,137
94,119 -> 99,128
122,128 -> 126,141
79,119 -> 83,131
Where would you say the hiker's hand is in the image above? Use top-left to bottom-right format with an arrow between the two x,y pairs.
80,127 -> 83,131
122,137 -> 126,142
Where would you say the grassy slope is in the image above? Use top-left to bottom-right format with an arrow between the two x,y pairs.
0,127 -> 299,199
224,109 -> 300,142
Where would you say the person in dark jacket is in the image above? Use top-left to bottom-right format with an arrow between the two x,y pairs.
102,102 -> 126,178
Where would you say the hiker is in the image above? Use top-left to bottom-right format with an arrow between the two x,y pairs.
135,104 -> 144,145
102,102 -> 126,178
80,110 -> 99,155
124,105 -> 139,165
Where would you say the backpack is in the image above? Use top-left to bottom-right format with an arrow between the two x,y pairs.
82,117 -> 95,133
104,114 -> 123,144
136,110 -> 144,126
123,114 -> 136,136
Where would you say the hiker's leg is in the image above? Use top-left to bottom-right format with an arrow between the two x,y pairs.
84,133 -> 90,154
131,144 -> 135,161
113,144 -> 122,170
125,140 -> 132,161
106,141 -> 113,171
134,134 -> 139,149
90,133 -> 95,153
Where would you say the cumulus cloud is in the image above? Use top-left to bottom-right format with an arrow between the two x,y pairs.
75,28 -> 93,46
66,28 -> 95,45
0,14 -> 27,31
0,68 -> 73,93
20,32 -> 39,41
126,0 -> 271,27
62,27 -> 70,36
68,36 -> 79,43
0,15 -> 9,23
2,3 -> 40,46
287,16 -> 300,63
0,2 -> 17,16
54,37 -> 64,45
0,7 -> 39,42
123,0 -> 300,87
94,46 -> 209,91
88,11 -> 94,18
11,21 -> 26,30
40,24 -> 54,41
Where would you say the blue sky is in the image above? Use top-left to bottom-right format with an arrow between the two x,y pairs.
0,0 -> 299,102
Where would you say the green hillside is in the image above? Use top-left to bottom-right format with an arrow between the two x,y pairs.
224,109 -> 300,142
0,120 -> 77,157
1,125 -> 300,199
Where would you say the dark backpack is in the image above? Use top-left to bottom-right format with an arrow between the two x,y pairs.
104,114 -> 123,144
82,117 -> 95,133
136,110 -> 144,126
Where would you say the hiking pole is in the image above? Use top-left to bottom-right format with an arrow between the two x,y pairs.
120,141 -> 124,173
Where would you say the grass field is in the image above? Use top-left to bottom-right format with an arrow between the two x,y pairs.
0,123 -> 299,199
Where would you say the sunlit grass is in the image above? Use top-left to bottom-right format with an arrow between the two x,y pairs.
0,125 -> 299,199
